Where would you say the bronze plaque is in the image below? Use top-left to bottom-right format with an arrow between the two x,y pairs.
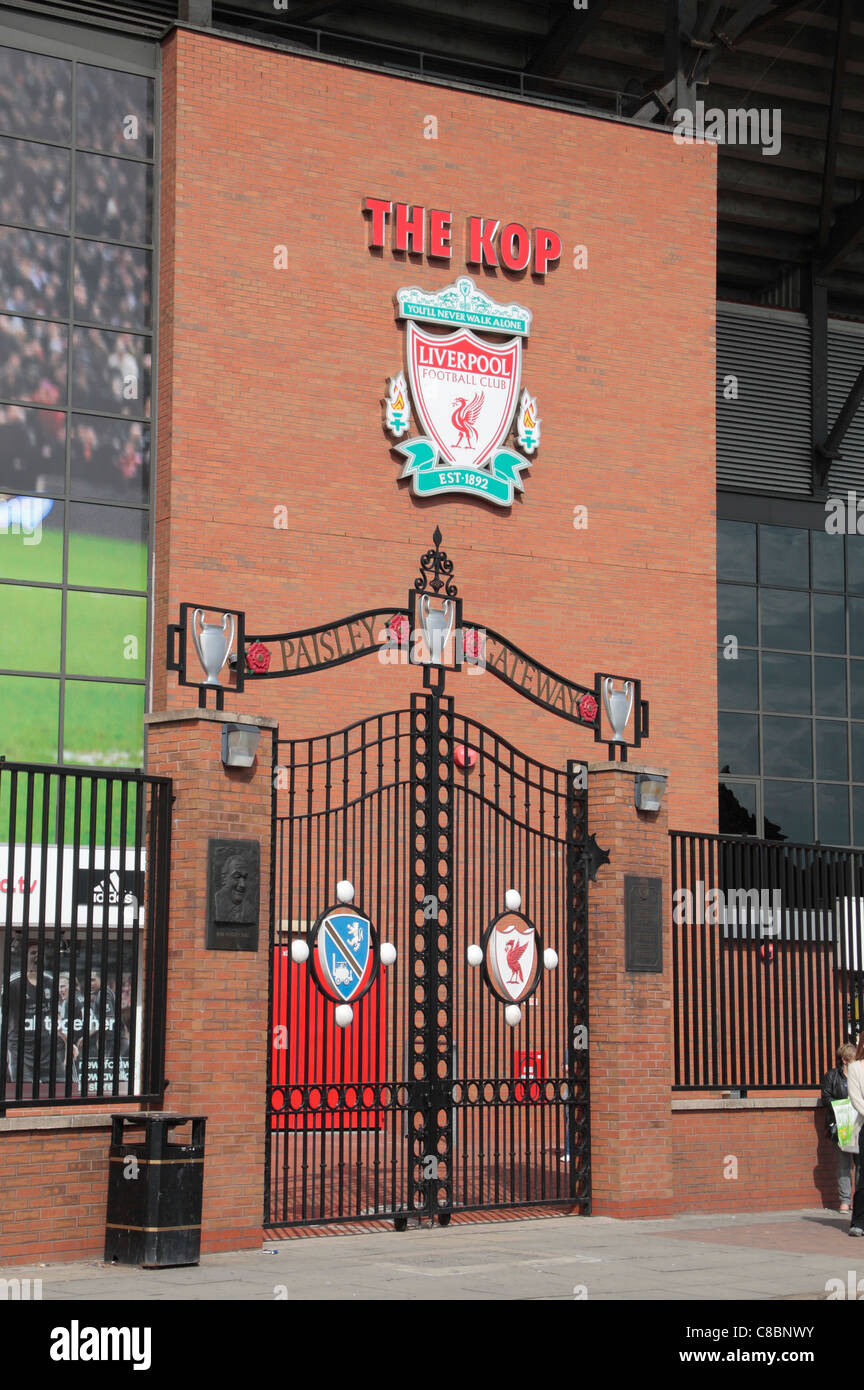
625,875 -> 662,973
206,839 -> 260,951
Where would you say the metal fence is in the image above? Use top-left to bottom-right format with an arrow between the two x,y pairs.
671,832 -> 864,1091
0,761 -> 171,1112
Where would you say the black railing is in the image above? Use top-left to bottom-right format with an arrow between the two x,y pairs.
212,7 -> 630,120
671,832 -> 864,1091
0,762 -> 171,1112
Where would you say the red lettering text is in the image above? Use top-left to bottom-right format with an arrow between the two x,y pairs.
363,197 -> 392,247
394,203 -> 425,253
467,216 -> 500,268
534,227 -> 562,275
428,208 -> 452,259
499,222 -> 531,272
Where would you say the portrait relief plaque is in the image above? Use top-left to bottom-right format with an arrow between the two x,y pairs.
206,839 -> 260,951
624,875 -> 662,973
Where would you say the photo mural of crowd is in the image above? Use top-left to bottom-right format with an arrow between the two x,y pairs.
0,140 -> 152,243
0,405 -> 149,502
0,315 -> 151,422
0,47 -> 71,144
0,42 -> 154,453
0,39 -> 154,769
0,137 -> 68,234
0,46 -> 153,157
0,226 -> 151,328
2,942 -> 134,1095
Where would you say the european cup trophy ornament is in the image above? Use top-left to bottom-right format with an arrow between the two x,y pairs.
419,594 -> 455,666
192,609 -> 235,687
602,676 -> 634,743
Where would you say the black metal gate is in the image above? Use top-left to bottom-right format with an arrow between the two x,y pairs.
265,689 -> 591,1227
1,761 -> 171,1113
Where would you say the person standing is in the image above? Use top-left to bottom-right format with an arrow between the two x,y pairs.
848,1039 -> 864,1237
57,972 -> 84,1088
86,970 -> 116,1092
5,944 -> 64,1086
822,1043 -> 861,1211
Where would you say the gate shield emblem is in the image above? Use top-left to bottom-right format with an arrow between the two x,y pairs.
312,909 -> 377,1004
406,322 -> 521,472
483,912 -> 542,1005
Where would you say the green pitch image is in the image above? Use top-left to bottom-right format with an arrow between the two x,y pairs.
0,524 -> 147,774
0,526 -> 147,591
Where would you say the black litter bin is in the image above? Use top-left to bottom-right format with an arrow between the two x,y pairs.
105,1113 -> 207,1268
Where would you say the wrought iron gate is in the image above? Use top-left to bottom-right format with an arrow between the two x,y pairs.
265,690 -> 591,1227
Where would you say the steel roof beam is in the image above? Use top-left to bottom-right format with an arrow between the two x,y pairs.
819,0 -> 852,249
810,270 -> 831,488
820,191 -> 864,275
525,0 -> 617,78
824,361 -> 864,456
633,1 -> 824,122
719,189 -> 817,232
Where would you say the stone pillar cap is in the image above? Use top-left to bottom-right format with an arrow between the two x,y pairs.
585,760 -> 668,775
145,708 -> 278,729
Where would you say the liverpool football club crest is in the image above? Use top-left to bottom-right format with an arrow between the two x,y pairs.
466,889 -> 559,1026
384,277 -> 539,507
291,879 -> 397,1028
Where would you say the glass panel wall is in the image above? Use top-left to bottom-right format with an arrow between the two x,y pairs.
718,519 -> 864,846
0,44 -> 154,768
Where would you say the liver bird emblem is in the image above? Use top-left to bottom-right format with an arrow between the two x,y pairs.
451,392 -> 485,449
505,936 -> 529,984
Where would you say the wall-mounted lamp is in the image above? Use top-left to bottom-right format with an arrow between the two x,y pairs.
221,723 -> 260,768
634,772 -> 667,812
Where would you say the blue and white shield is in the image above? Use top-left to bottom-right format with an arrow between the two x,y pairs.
312,909 -> 375,1004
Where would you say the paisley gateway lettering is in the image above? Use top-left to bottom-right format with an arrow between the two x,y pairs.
277,614 -> 384,672
474,636 -> 587,718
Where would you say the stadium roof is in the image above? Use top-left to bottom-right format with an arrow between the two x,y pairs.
7,0 -> 864,316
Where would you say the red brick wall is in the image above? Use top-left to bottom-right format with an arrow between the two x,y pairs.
670,1104 -> 841,1213
154,26 -> 718,834
0,713 -> 273,1266
146,713 -> 273,1253
1,29 -> 721,1265
588,765 -> 677,1218
0,1123 -> 116,1263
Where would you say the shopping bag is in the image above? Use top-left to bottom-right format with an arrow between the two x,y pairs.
831,1098 -> 860,1154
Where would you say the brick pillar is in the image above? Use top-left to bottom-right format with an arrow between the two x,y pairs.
587,761 -> 674,1218
144,708 -> 276,1252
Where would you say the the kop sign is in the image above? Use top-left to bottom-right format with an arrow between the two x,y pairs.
364,198 -> 562,510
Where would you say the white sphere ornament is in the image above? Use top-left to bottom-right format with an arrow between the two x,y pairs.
290,939 -> 309,963
504,889 -> 522,912
544,948 -> 559,970
336,880 -> 354,904
467,944 -> 483,967
380,942 -> 397,967
334,1004 -> 354,1028
505,1004 -> 522,1027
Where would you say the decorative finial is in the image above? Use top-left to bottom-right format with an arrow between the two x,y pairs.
415,528 -> 457,598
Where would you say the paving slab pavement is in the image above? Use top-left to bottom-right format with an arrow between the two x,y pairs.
3,1206 -> 862,1302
